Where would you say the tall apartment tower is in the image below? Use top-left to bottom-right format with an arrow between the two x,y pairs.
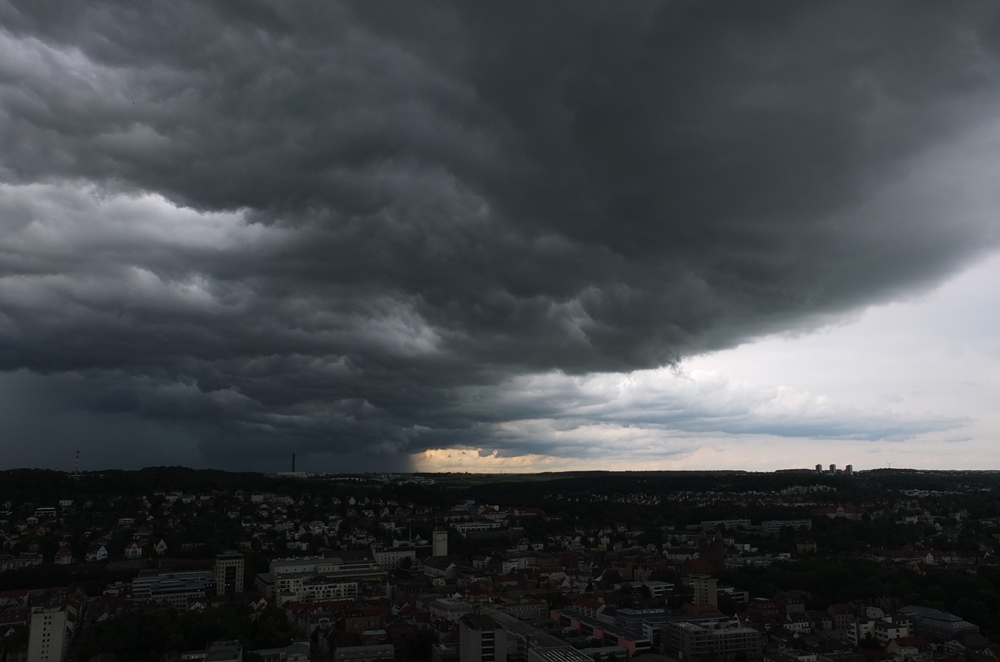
829,464 -> 837,473
433,529 -> 448,557
459,614 -> 507,662
27,605 -> 67,662
845,464 -> 854,476
215,551 -> 245,596
692,575 -> 718,608
815,464 -> 823,473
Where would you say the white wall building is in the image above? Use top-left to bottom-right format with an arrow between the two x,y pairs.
27,607 -> 67,662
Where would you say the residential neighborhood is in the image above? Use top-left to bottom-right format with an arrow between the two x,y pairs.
2,468 -> 1000,662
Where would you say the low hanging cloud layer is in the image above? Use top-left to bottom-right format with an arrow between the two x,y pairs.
1,1 -> 999,468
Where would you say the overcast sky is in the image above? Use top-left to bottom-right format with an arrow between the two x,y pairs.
1,1 -> 999,473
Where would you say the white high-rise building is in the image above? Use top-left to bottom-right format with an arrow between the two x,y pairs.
433,529 -> 448,557
27,606 -> 67,662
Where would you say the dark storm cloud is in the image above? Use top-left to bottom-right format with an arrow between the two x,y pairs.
0,1 -> 998,465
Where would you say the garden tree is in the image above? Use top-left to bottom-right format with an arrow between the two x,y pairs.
619,584 -> 639,608
601,569 -> 624,584
723,559 -> 1000,639
38,534 -> 60,563
650,568 -> 676,583
446,531 -> 475,557
406,629 -> 438,662
249,607 -> 303,649
107,531 -> 127,560
717,592 -> 741,616
0,564 -> 129,594
549,591 -> 572,609
79,604 -> 303,662
859,634 -> 882,651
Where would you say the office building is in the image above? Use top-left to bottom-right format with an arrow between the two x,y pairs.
699,519 -> 752,531
692,576 -> 718,608
452,522 -> 503,535
428,598 -> 475,622
251,641 -> 310,662
487,609 -> 570,657
494,597 -> 549,621
897,606 -> 978,642
551,609 -> 651,657
334,645 -> 395,662
215,551 -> 245,596
132,570 -> 215,609
615,609 -> 671,647
760,520 -> 812,534
373,548 -> 416,569
460,614 -> 507,662
267,551 -> 381,578
277,575 -> 358,606
433,530 -> 448,557
664,618 -> 763,662
257,552 -> 384,602
577,647 -> 627,662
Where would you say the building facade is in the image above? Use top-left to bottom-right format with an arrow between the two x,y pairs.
460,615 -> 507,662
27,606 -> 67,662
215,551 -> 246,596
663,618 -> 763,662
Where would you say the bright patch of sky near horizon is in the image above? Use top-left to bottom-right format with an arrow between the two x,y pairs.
413,252 -> 1000,473
2,248 -> 998,473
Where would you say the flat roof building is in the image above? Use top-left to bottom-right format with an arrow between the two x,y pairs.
333,645 -> 394,662
205,641 -> 242,662
133,570 -> 215,609
664,618 -> 763,662
898,606 -> 979,642
551,609 -> 651,658
527,648 -> 593,662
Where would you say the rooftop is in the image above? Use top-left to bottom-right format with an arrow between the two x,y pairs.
898,606 -> 970,623
461,613 -> 498,631
529,647 -> 595,662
